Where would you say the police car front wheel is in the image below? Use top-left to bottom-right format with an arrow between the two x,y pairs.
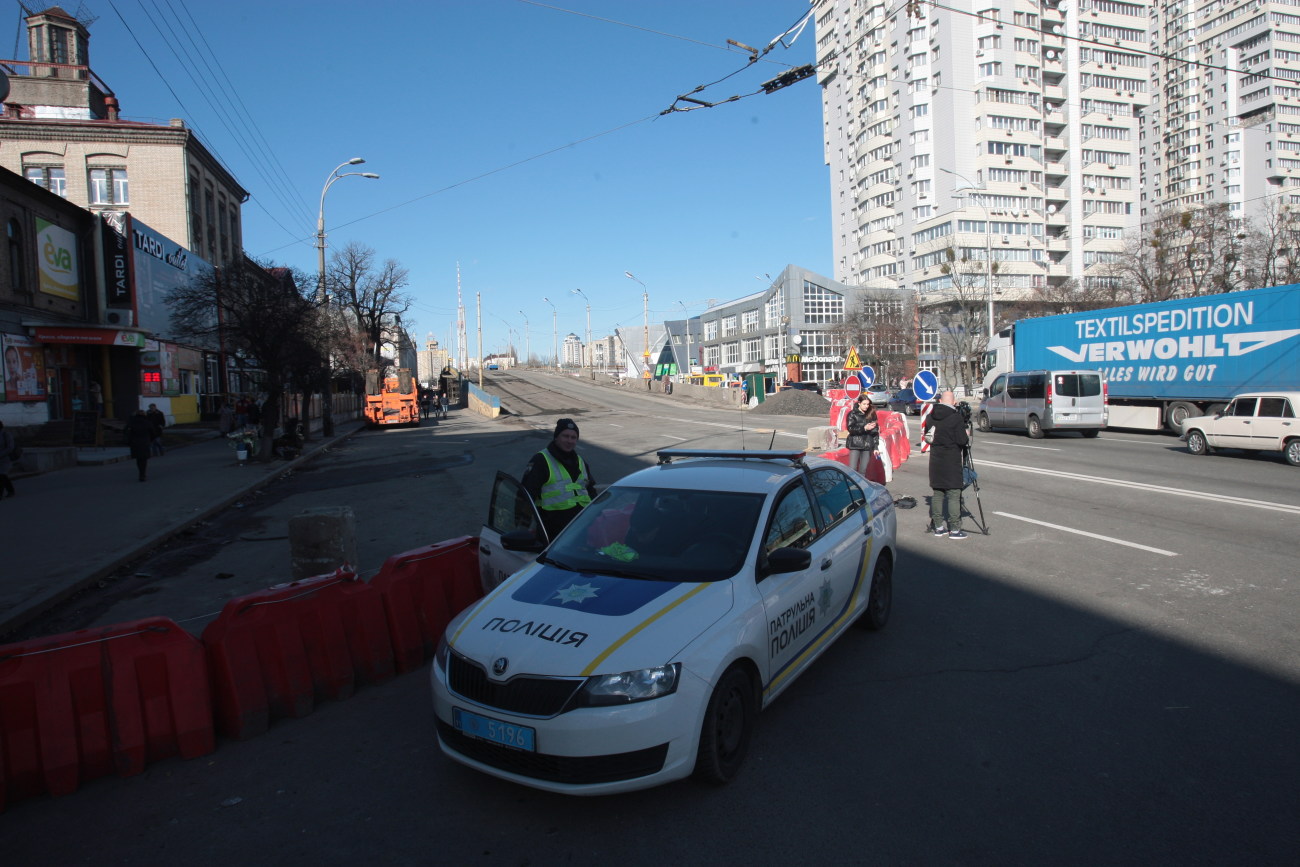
693,666 -> 757,785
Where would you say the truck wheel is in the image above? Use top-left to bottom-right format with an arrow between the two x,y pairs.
1286,439 -> 1300,467
977,412 -> 991,433
1186,430 -> 1210,456
1027,415 -> 1045,439
1166,401 -> 1200,433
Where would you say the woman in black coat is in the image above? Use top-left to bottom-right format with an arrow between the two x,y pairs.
924,392 -> 970,537
126,409 -> 156,482
844,396 -> 880,477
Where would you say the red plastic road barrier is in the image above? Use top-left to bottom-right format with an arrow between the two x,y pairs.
0,617 -> 213,810
201,567 -> 394,740
823,447 -> 887,484
371,536 -> 482,674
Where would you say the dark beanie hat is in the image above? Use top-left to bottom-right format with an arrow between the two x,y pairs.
553,418 -> 579,439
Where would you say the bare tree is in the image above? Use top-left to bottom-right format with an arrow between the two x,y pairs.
937,245 -> 995,389
167,259 -> 321,458
839,288 -> 916,388
1244,202 -> 1300,288
327,242 -> 412,381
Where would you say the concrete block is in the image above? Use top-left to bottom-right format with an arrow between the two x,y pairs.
807,426 -> 839,452
289,507 -> 358,581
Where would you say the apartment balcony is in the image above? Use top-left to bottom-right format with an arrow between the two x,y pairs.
1044,134 -> 1068,153
1044,159 -> 1069,178
1044,83 -> 1065,102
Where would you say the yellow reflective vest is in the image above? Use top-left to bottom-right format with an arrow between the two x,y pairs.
537,450 -> 592,512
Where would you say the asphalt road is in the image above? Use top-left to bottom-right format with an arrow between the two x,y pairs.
9,370 -> 1299,865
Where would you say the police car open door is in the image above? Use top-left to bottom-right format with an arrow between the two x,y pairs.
478,471 -> 547,593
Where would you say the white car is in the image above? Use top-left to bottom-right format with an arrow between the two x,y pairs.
1181,392 -> 1300,466
432,449 -> 898,795
865,383 -> 891,406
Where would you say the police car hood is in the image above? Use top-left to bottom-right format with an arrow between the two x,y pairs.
447,563 -> 733,676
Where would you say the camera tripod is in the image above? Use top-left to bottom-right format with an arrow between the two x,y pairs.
960,442 -> 989,535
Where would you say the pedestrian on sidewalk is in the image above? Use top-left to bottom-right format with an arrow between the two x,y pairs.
126,409 -> 155,482
146,403 -> 166,456
218,401 -> 235,434
0,420 -> 17,499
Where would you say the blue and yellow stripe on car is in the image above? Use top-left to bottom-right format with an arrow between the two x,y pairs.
579,582 -> 712,676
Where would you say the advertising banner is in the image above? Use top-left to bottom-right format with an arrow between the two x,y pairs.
129,217 -> 211,336
101,211 -> 130,307
2,334 -> 47,402
36,217 -> 79,301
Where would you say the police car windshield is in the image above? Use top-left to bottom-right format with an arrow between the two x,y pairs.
549,486 -> 764,582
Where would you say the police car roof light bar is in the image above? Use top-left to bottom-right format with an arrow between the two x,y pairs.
656,449 -> 807,466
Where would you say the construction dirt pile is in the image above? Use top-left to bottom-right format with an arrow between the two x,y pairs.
748,389 -> 834,417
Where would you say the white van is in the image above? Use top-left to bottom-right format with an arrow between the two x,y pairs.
977,370 -> 1107,438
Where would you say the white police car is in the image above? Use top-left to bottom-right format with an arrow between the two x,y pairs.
432,449 -> 898,795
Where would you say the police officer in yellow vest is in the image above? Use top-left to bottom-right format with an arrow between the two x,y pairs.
521,418 -> 598,542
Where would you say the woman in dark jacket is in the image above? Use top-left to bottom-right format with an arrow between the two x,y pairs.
924,391 -> 971,538
844,395 -> 880,476
126,409 -> 156,482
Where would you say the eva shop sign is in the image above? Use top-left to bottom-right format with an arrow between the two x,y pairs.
36,217 -> 79,301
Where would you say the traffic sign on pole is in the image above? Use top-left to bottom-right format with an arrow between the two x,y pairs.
843,376 -> 862,397
843,347 -> 863,371
913,370 -> 939,402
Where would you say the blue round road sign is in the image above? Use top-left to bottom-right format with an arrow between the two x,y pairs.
859,366 -> 876,387
913,369 -> 939,401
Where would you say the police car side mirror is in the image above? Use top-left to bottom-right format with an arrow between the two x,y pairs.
501,528 -> 547,553
761,546 -> 813,577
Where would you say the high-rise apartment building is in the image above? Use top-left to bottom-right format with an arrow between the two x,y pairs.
815,0 -> 1148,328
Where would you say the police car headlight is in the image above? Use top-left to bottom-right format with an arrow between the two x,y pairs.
434,633 -> 450,672
575,663 -> 681,707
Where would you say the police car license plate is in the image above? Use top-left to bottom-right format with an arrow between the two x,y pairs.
453,708 -> 535,751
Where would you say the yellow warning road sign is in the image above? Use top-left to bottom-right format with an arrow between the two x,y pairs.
843,346 -> 863,371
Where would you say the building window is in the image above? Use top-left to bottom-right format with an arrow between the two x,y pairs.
703,320 -> 718,341
743,338 -> 761,362
8,219 -> 26,293
741,309 -> 759,333
24,165 -> 67,197
89,168 -> 128,205
803,281 -> 845,324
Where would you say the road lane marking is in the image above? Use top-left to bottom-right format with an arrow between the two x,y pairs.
976,459 -> 1300,515
980,442 -> 1061,451
994,512 -> 1179,556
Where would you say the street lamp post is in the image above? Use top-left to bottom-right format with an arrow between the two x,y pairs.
623,271 -> 649,383
571,288 -> 591,370
939,167 -> 996,342
541,297 -> 558,370
517,311 -> 530,367
316,157 -> 379,435
677,300 -> 691,382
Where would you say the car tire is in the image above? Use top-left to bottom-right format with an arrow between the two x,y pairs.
1166,401 -> 1200,433
977,412 -> 991,433
693,666 -> 757,785
1286,439 -> 1300,467
1080,429 -> 1099,438
1027,415 -> 1045,439
1186,429 -> 1210,456
858,554 -> 893,631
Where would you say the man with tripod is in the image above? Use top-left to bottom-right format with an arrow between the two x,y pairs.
924,390 -> 971,539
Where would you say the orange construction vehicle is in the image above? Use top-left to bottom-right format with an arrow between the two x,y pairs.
364,368 -> 420,427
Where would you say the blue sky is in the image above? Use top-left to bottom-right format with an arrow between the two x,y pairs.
53,0 -> 830,358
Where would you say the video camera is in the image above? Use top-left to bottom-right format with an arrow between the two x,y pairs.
957,401 -> 972,424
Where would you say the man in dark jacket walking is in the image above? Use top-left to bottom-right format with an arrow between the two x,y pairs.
924,391 -> 971,539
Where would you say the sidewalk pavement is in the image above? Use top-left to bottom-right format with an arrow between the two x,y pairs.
0,420 -> 368,637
